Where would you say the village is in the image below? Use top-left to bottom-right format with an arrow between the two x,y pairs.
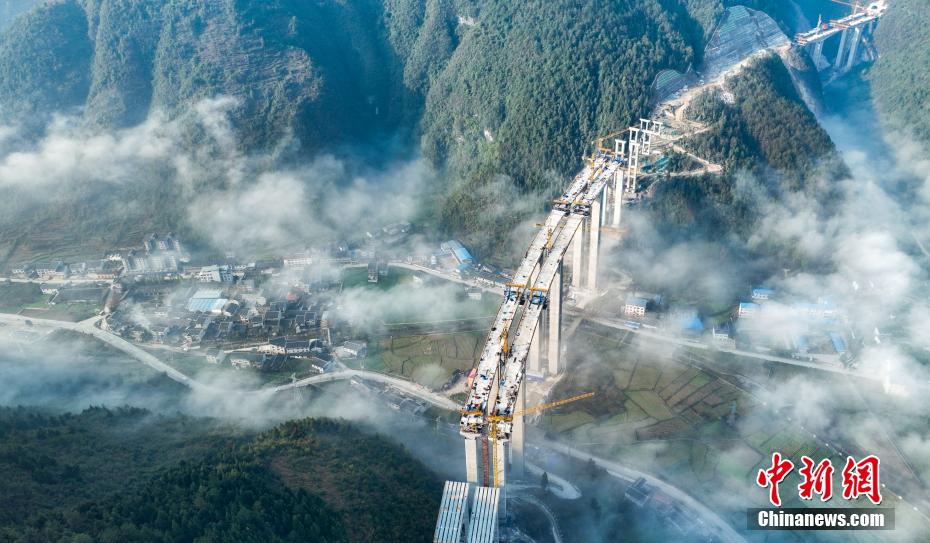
2,214 -> 887,389
2,228 -> 509,382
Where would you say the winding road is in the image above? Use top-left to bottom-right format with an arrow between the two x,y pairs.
568,310 -> 877,379
1,310 -> 746,541
533,433 -> 745,543
0,313 -> 458,408
0,312 -> 206,390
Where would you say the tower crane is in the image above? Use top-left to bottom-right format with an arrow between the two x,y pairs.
592,130 -> 628,155
830,0 -> 866,14
486,391 -> 596,487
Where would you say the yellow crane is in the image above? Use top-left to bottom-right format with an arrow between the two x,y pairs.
535,223 -> 555,250
500,324 -> 510,356
831,0 -> 865,14
486,391 -> 596,486
591,129 -> 628,155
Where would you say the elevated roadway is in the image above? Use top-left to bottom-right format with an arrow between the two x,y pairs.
460,156 -> 623,441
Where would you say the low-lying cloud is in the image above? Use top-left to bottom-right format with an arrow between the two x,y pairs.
0,96 -> 436,258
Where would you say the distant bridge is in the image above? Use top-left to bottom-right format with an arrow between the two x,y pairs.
795,0 -> 888,80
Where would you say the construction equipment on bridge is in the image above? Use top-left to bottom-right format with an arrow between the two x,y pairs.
536,223 -> 556,251
592,130 -> 627,155
499,324 -> 510,357
486,392 -> 596,487
529,288 -> 549,308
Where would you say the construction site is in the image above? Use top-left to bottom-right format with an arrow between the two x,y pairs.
432,2 -> 893,542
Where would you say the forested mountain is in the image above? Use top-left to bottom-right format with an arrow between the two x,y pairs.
0,408 -> 440,543
868,0 -> 930,146
0,0 -> 839,262
0,0 -> 38,30
654,54 -> 843,263
0,0 -> 414,146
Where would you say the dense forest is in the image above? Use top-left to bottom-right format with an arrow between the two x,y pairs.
0,0 -> 839,262
649,54 -> 843,270
0,408 -> 440,542
868,0 -> 930,147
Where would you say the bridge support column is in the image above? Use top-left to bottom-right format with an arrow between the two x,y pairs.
527,315 -> 543,376
835,28 -> 849,68
612,170 -> 623,227
600,185 -> 608,225
845,26 -> 863,71
813,41 -> 825,65
465,438 -> 479,484
547,263 -> 562,375
494,440 -> 508,517
510,378 -> 526,479
586,196 -> 601,291
492,439 -> 507,486
570,225 -> 584,290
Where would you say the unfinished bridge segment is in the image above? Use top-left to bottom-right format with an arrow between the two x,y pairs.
795,1 -> 887,80
458,121 -> 662,497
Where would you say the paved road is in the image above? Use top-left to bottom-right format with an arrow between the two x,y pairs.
569,310 -> 877,379
0,312 -> 208,391
513,495 -> 564,543
0,312 -> 464,408
2,311 -> 747,540
380,264 -> 869,378
0,277 -> 113,284
389,262 -> 504,295
270,369 -> 460,411
537,436 -> 747,543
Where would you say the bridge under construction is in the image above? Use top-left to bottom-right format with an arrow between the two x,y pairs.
434,6 -> 896,540
795,0 -> 888,78
459,119 -> 662,491
431,120 -> 663,543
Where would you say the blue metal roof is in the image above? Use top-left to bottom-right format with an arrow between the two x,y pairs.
680,315 -> 704,332
453,247 -> 474,263
187,298 -> 227,313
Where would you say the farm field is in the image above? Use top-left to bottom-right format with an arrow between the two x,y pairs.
0,283 -> 47,314
348,331 -> 485,389
543,328 -> 846,523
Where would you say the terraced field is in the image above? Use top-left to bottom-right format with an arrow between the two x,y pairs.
543,329 -> 840,513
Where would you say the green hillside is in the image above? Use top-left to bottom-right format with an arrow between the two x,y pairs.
868,0 -> 930,146
0,407 -> 440,543
0,0 -> 839,263
656,54 -> 843,257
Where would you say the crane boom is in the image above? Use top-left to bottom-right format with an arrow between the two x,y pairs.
830,0 -> 865,14
488,391 -> 596,423
487,391 -> 596,487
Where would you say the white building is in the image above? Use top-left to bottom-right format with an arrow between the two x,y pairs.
624,297 -> 648,318
283,252 -> 313,268
738,302 -> 759,319
712,324 -> 735,348
39,284 -> 59,295
198,265 -> 233,283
